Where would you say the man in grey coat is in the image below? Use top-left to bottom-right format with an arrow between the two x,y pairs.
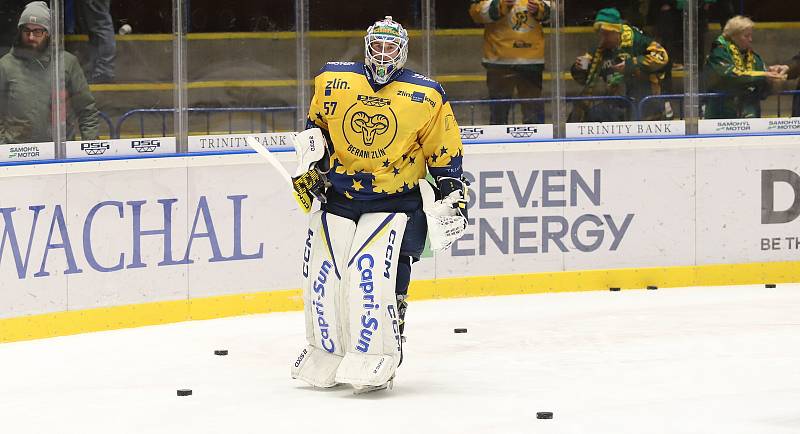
0,1 -> 100,144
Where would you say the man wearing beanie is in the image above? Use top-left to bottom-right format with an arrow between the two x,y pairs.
569,7 -> 669,122
0,1 -> 99,144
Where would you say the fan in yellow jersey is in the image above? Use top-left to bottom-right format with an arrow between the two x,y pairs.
469,0 -> 551,125
288,16 -> 468,393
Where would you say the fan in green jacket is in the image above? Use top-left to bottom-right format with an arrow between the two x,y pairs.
703,15 -> 788,119
570,8 -> 670,122
787,52 -> 800,117
0,2 -> 100,145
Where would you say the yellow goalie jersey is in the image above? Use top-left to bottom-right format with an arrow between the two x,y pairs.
306,62 -> 464,200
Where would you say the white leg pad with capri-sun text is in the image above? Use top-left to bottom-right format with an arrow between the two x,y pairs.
291,210 -> 356,387
334,212 -> 406,388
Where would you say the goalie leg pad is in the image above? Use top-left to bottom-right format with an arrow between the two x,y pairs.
335,212 -> 407,387
292,210 -> 356,387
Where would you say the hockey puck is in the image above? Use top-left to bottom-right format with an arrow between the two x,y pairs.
214,350 -> 228,356
765,284 -> 776,288
454,328 -> 468,333
609,287 -> 621,292
536,412 -> 553,419
647,285 -> 658,290
177,389 -> 192,396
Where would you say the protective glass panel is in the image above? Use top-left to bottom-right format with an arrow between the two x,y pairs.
186,0 -> 296,152
64,0 -> 177,151
0,1 -> 66,161
563,1 -> 677,138
457,0 -> 556,133
699,1 -> 800,134
306,2 -> 424,84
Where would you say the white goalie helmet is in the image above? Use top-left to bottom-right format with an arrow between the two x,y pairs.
364,16 -> 408,85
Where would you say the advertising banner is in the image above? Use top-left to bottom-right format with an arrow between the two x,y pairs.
0,153 -> 303,318
3,135 -> 800,322
698,118 -> 800,135
0,142 -> 56,162
459,124 -> 554,142
695,139 -> 800,264
436,142 -> 696,277
65,137 -> 177,159
188,133 -> 296,153
566,120 -> 685,138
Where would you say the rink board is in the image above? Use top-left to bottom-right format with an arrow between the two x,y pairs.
1,135 -> 800,342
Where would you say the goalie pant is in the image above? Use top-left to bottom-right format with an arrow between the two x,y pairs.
323,188 -> 428,294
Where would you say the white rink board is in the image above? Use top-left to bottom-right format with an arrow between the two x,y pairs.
2,135 -> 800,319
439,141 -> 696,277
695,140 -> 800,264
0,154 -> 305,319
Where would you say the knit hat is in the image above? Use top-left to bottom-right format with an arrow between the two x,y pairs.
593,8 -> 623,33
18,1 -> 51,33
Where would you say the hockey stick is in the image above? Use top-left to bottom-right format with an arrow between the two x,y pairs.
244,135 -> 314,213
244,135 -> 293,186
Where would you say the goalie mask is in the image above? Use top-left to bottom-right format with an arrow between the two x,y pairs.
364,16 -> 408,85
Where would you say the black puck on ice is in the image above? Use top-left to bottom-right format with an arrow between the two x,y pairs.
647,285 -> 658,290
177,389 -> 192,396
214,350 -> 228,356
609,287 -> 621,292
454,328 -> 468,333
536,412 -> 553,419
765,284 -> 776,288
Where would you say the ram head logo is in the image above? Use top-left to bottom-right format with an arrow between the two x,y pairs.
351,112 -> 389,146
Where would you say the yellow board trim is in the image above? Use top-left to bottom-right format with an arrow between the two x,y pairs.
2,261 -> 799,344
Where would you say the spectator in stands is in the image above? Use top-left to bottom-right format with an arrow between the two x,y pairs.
77,0 -> 115,83
703,16 -> 787,119
787,53 -> 800,117
569,7 -> 669,122
0,1 -> 100,144
469,0 -> 551,125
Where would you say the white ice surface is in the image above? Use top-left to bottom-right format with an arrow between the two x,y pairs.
2,284 -> 800,434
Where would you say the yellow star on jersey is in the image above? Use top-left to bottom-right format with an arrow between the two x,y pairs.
351,179 -> 364,191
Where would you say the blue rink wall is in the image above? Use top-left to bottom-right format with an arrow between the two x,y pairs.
1,134 -> 800,343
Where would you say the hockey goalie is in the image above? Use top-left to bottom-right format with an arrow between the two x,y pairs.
288,16 -> 468,393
